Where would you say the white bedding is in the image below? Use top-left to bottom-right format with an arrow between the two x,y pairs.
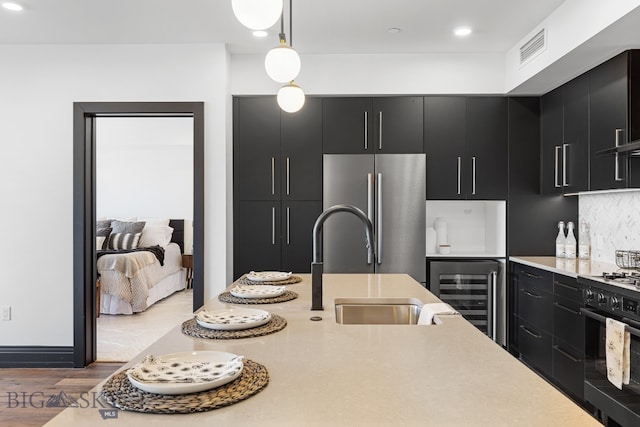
98,242 -> 184,314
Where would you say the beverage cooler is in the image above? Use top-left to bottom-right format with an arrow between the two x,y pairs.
429,260 -> 505,346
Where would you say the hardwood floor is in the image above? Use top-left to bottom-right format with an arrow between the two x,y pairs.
0,362 -> 122,426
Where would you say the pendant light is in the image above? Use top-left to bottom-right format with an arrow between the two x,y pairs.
264,0 -> 300,83
277,82 -> 305,113
232,0 -> 283,31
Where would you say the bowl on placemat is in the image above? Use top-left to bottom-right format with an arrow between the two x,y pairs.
126,351 -> 244,395
246,271 -> 292,282
195,308 -> 272,331
229,284 -> 286,299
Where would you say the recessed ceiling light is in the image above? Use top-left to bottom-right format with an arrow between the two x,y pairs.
252,30 -> 269,38
2,2 -> 23,11
387,28 -> 402,35
454,27 -> 472,37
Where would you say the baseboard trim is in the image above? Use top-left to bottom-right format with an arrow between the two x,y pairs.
0,346 -> 75,368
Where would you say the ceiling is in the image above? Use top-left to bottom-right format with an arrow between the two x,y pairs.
0,0 -> 567,55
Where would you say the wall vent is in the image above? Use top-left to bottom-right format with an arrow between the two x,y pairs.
519,28 -> 546,65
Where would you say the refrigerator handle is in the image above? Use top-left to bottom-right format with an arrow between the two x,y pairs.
489,271 -> 497,342
376,172 -> 382,264
366,173 -> 374,264
472,156 -> 477,195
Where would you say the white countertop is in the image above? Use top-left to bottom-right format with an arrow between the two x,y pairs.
510,256 -> 622,278
46,274 -> 598,426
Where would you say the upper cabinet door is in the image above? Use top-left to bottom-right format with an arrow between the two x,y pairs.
562,73 -> 590,194
281,97 -> 323,200
322,97 -> 373,154
424,97 -> 466,200
590,51 -> 628,191
372,97 -> 424,153
234,97 -> 282,200
466,97 -> 508,200
540,87 -> 564,195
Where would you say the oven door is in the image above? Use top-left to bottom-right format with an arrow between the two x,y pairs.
581,307 -> 640,426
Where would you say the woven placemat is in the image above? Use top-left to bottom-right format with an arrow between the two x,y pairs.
182,314 -> 287,339
237,275 -> 303,286
101,360 -> 269,414
218,290 -> 298,304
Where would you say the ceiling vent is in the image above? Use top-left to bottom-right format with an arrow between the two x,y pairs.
519,28 -> 546,66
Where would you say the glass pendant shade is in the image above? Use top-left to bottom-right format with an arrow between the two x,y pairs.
265,45 -> 301,83
277,82 -> 305,113
231,0 -> 283,30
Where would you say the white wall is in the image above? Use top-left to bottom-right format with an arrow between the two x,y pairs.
231,53 -> 506,95
505,0 -> 640,94
0,44 -> 230,346
96,117 -> 193,219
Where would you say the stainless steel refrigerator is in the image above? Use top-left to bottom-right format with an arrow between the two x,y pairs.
322,154 -> 426,283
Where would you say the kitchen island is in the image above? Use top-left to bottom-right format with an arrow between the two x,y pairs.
46,274 -> 598,426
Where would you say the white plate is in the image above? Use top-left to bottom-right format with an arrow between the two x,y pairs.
126,351 -> 243,395
246,271 -> 292,282
230,284 -> 286,299
195,308 -> 271,331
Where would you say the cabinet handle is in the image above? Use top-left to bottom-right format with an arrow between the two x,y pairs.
457,157 -> 462,195
555,280 -> 579,292
286,206 -> 290,245
553,345 -> 582,363
286,157 -> 290,196
271,157 -> 276,195
520,270 -> 542,280
364,111 -> 368,150
562,144 -> 569,187
553,301 -> 580,316
271,207 -> 276,245
615,129 -> 623,182
554,146 -> 561,188
378,111 -> 383,150
472,156 -> 476,195
519,325 -> 541,339
521,288 -> 542,299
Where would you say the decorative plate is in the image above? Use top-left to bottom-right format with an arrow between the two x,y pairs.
126,351 -> 244,395
195,308 -> 272,331
229,285 -> 286,299
246,271 -> 292,282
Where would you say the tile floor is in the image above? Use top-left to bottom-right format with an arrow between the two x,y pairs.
96,289 -> 194,362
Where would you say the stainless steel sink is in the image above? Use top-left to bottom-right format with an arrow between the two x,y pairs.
334,297 -> 423,325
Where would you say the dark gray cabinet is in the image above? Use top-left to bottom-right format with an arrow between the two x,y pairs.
541,74 -> 589,195
510,262 -> 585,404
322,97 -> 423,154
552,275 -> 584,402
589,51 -> 629,191
234,201 -> 322,278
424,96 -> 507,200
233,96 -> 323,279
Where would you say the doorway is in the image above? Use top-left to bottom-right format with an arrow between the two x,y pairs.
73,102 -> 205,367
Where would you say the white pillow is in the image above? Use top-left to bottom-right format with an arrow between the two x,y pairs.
139,225 -> 174,247
96,236 -> 106,250
139,217 -> 170,226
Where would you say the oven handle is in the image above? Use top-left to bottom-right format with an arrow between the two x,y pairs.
581,308 -> 640,338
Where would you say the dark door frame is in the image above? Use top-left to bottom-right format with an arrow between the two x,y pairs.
73,102 -> 205,367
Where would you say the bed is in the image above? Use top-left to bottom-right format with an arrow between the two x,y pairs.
96,218 -> 187,315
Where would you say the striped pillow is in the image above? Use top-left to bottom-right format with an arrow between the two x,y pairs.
108,232 -> 141,250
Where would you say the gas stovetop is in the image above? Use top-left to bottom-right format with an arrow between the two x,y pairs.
586,271 -> 640,291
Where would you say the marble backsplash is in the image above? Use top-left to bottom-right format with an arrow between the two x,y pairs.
579,190 -> 640,264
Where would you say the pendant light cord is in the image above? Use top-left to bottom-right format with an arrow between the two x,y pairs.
289,0 -> 293,47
